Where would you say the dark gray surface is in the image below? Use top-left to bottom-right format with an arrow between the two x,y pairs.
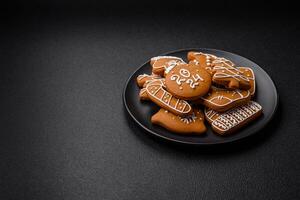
1,13 -> 300,200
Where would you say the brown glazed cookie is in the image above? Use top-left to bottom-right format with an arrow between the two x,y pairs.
204,107 -> 220,124
187,52 -> 217,74
150,56 -> 185,76
151,108 -> 207,135
238,67 -> 256,96
165,63 -> 211,100
212,65 -> 252,90
187,52 -> 235,75
139,88 -> 149,101
138,78 -> 166,100
136,73 -> 161,88
143,78 -> 165,88
187,51 -> 218,66
145,79 -> 192,116
195,86 -> 251,112
188,52 -> 253,91
207,101 -> 263,135
211,56 -> 235,69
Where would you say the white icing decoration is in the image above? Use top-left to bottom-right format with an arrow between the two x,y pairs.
151,56 -> 184,62
186,79 -> 199,89
239,67 -> 256,95
170,68 -> 203,89
175,99 -> 179,108
193,60 -> 199,65
137,74 -> 149,80
179,69 -> 190,77
192,74 -> 204,82
179,113 -> 197,124
213,65 -> 254,83
211,101 -> 262,132
201,87 -> 250,107
151,56 -> 185,70
140,88 -> 146,94
192,52 -> 236,73
145,80 -> 191,114
138,74 -> 161,88
170,74 -> 186,85
165,60 -> 182,74
212,57 -> 234,68
192,52 -> 218,66
204,108 -> 219,122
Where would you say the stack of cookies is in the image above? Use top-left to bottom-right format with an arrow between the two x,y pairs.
136,52 -> 262,136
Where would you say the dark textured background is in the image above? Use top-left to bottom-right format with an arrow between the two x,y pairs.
1,2 -> 300,200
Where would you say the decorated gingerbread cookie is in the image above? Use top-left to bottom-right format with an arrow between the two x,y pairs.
139,88 -> 149,101
140,79 -> 166,101
238,67 -> 256,96
143,78 -> 166,89
204,107 -> 220,124
195,86 -> 251,112
187,52 -> 217,73
151,108 -> 206,135
150,56 -> 185,76
136,73 -> 161,88
212,65 -> 252,90
145,79 -> 192,116
187,52 -> 235,75
211,56 -> 235,69
205,101 -> 262,135
165,63 -> 211,100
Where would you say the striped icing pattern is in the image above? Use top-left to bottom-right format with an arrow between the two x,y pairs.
146,80 -> 191,115
212,101 -> 262,132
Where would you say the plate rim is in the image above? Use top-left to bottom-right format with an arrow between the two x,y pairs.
122,48 -> 279,145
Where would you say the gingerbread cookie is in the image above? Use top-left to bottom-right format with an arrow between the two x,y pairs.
212,65 -> 252,90
204,107 -> 220,124
140,78 -> 166,101
211,56 -> 235,69
165,63 -> 211,100
143,78 -> 166,88
187,52 -> 235,75
136,73 -> 161,88
145,79 -> 192,116
238,67 -> 256,96
206,101 -> 262,135
187,52 -> 217,73
150,56 -> 185,76
196,86 -> 251,112
139,88 -> 149,101
151,108 -> 206,135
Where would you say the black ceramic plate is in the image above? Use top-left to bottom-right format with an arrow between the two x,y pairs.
123,48 -> 278,145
